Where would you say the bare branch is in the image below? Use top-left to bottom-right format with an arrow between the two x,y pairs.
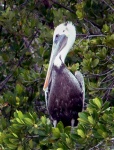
102,81 -> 114,101
51,0 -> 75,14
76,34 -> 105,46
18,0 -> 29,9
84,18 -> 101,30
90,87 -> 113,90
27,135 -> 39,138
23,37 -> 35,58
110,0 -> 114,5
89,137 -> 114,150
23,30 -> 40,72
102,0 -> 114,11
0,74 -> 12,92
89,140 -> 105,150
85,68 -> 114,77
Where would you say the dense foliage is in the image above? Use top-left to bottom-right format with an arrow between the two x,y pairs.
0,0 -> 114,149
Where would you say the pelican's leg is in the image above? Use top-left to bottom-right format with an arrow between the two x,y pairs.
53,120 -> 57,128
71,119 -> 75,132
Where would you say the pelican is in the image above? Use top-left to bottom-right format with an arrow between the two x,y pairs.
43,22 -> 85,127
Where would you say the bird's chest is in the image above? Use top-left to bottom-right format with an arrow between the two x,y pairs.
48,66 -> 82,110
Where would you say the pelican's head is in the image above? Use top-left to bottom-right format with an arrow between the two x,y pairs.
43,22 -> 76,91
53,22 -> 76,49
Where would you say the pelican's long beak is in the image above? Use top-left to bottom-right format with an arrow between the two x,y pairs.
43,34 -> 68,91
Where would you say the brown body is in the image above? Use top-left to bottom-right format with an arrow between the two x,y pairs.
47,64 -> 83,126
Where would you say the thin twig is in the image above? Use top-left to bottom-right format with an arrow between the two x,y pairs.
102,81 -> 114,100
89,140 -> 105,150
89,137 -> 114,150
84,18 -> 101,29
51,0 -> 76,14
76,34 -> 105,46
23,37 -> 35,58
88,34 -> 105,38
91,87 -> 113,90
23,30 -> 40,72
110,0 -> 114,5
76,35 -> 88,46
20,0 -> 28,6
27,135 -> 39,138
85,68 -> 114,77
0,74 -> 12,92
100,76 -> 114,85
102,0 -> 114,11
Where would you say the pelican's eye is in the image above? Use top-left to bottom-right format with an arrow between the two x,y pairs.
56,34 -> 59,38
54,34 -> 60,44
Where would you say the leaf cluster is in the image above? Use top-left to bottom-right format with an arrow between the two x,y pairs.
0,0 -> 114,149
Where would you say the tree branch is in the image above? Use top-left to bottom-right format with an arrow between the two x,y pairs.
102,81 -> 114,101
27,135 -> 39,138
102,0 -> 114,11
0,74 -> 12,92
85,68 -> 114,77
76,34 -> 105,46
23,30 -> 40,72
89,140 -> 105,150
51,0 -> 76,14
109,0 -> 114,5
89,137 -> 114,150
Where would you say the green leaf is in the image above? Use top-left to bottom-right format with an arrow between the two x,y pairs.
57,121 -> 64,133
78,112 -> 89,124
76,10 -> 84,20
16,84 -> 24,95
66,137 -> 71,145
16,118 -> 24,124
102,101 -> 109,111
92,59 -> 99,68
17,145 -> 24,150
102,113 -> 108,121
6,143 -> 18,149
41,116 -> 47,124
102,24 -> 110,33
29,139 -> 33,148
2,53 -> 9,61
64,126 -> 71,134
93,98 -> 102,109
23,118 -> 33,126
52,127 -> 60,139
88,116 -> 95,125
16,97 -> 20,102
97,129 -> 107,138
17,111 -> 24,120
77,129 -> 85,138
12,133 -> 18,138
9,138 -> 19,144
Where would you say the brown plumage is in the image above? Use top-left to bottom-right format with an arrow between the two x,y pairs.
43,22 -> 85,127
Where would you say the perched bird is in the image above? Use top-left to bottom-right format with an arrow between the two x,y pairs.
43,22 -> 85,127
